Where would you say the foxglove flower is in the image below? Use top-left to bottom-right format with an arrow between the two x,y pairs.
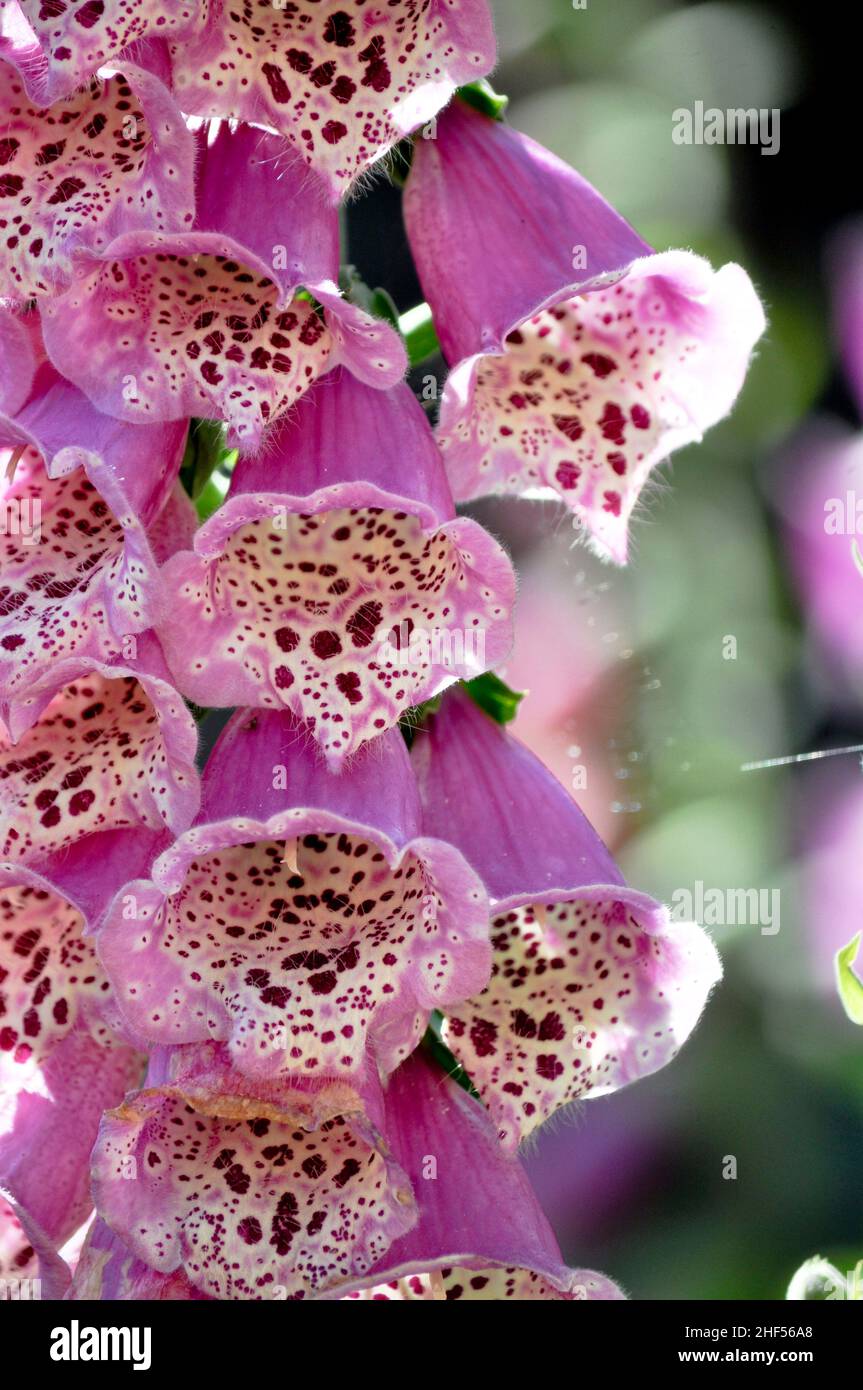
41,123 -> 406,448
164,0 -> 496,202
0,857 -> 145,1267
0,641 -> 199,863
338,1048 -> 623,1300
404,98 -> 766,562
0,53 -> 195,300
87,1041 -> 417,1300
96,706 -> 490,1086
411,689 -> 722,1149
1,309 -> 191,705
158,369 -> 516,766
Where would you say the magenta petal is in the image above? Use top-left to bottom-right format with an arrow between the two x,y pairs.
97,708 -> 490,1083
157,372 -> 515,764
336,1049 -> 623,1301
0,57 -> 195,300
167,0 -> 496,201
0,1026 -> 142,1252
68,1217 -> 212,1301
405,98 -> 652,365
40,125 -> 404,445
0,640 -> 199,860
412,689 -> 722,1148
0,2 -> 201,104
0,307 -> 38,418
0,1195 -> 73,1297
0,859 -> 143,1247
90,1060 -> 417,1300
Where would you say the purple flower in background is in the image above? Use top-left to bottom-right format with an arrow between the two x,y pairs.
158,369 -> 516,766
412,689 -> 721,1148
405,99 -> 765,562
777,222 -> 863,691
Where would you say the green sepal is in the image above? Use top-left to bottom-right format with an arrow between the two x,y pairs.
463,672 -> 524,725
456,78 -> 509,121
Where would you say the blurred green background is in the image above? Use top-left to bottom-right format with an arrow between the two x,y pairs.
349,0 -> 863,1299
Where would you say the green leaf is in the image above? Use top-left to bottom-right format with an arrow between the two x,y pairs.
398,302 -> 441,367
463,672 -> 524,725
456,78 -> 509,121
836,933 -> 863,1024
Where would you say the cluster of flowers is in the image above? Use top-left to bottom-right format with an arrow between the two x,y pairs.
0,1 -> 762,1300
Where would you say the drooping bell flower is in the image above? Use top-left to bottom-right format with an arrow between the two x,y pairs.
41,123 -> 407,449
0,52 -> 195,301
337,1047 -> 623,1300
0,1 -> 200,105
0,856 -> 145,1269
0,639 -> 199,864
0,309 -> 191,707
158,369 -> 516,767
96,706 -> 490,1086
87,1040 -> 417,1300
411,689 -> 722,1149
404,98 -> 766,563
162,0 -> 496,202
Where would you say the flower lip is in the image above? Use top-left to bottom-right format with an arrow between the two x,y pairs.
162,0 -> 497,201
39,125 -> 407,444
90,1064 -> 419,1300
0,644 -> 200,859
0,57 -> 196,302
96,801 -> 491,1082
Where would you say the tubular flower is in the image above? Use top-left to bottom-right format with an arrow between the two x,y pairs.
96,707 -> 491,1085
0,857 -> 145,1266
337,1047 -> 623,1300
158,369 -> 515,767
0,644 -> 199,862
411,689 -> 722,1149
0,310 -> 190,706
0,54 -> 195,300
404,98 -> 766,562
163,0 -> 496,201
87,1042 -> 417,1301
40,123 -> 407,449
